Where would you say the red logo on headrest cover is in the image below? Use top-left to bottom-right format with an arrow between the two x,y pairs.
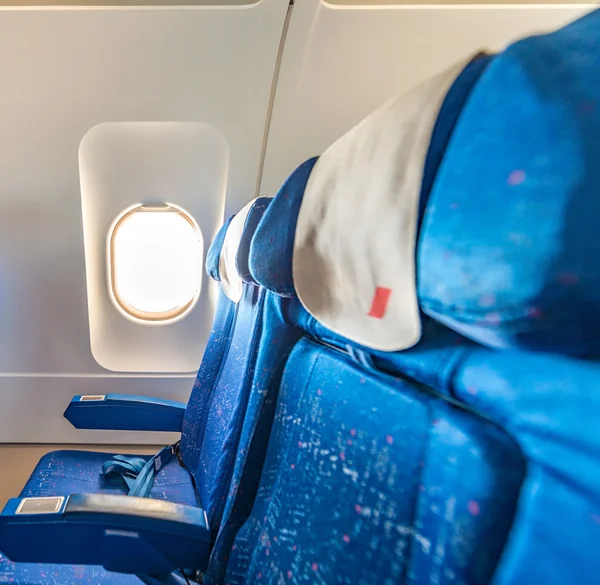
368,287 -> 392,319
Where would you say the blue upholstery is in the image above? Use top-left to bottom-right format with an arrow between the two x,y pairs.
206,214 -> 235,282
418,53 -> 492,231
359,333 -> 600,585
177,210 -> 240,505
205,293 -> 306,584
408,10 -> 600,582
0,554 -> 141,585
224,340 -> 524,585
205,170 -> 318,584
236,201 -> 269,285
180,197 -> 271,528
207,51 -> 512,585
180,286 -> 237,477
219,10 -> 600,585
248,159 -> 318,296
210,34 -> 600,583
187,283 -> 263,526
0,452 -> 196,585
180,210 -> 247,478
20,450 -> 197,506
206,60 -> 499,585
0,452 -> 197,585
419,8 -> 600,359
402,346 -> 600,585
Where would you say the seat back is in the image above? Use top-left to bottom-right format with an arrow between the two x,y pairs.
210,11 -> 600,583
414,9 -> 600,584
208,52 -> 522,582
180,197 -> 270,529
218,208 -> 524,585
203,161 -> 317,583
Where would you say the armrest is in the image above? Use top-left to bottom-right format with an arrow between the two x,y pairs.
64,394 -> 186,432
0,494 -> 210,575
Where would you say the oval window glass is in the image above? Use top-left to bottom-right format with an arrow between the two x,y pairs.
109,205 -> 203,322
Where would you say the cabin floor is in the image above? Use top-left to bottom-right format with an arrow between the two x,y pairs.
0,445 -> 160,504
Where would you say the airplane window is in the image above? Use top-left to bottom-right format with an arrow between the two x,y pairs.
109,204 -> 203,322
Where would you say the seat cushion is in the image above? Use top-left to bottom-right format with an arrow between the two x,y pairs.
0,554 -> 141,585
20,449 -> 197,506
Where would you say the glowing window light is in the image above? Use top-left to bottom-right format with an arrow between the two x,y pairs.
109,205 -> 202,322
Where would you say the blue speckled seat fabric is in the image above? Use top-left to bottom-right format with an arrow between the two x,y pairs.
179,197 -> 272,529
214,11 -> 600,584
0,454 -> 197,585
205,162 -> 316,585
202,61 -> 498,584
20,450 -> 197,506
413,9 -> 600,584
217,193 -> 524,585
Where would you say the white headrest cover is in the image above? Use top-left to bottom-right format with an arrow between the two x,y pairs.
293,58 -> 471,351
219,198 -> 257,303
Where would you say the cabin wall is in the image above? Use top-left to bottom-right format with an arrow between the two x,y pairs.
0,0 -> 289,444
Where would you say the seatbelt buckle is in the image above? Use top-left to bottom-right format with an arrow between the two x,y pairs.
153,445 -> 175,473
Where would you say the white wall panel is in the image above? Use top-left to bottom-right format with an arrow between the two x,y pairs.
0,1 -> 289,442
260,1 -> 595,197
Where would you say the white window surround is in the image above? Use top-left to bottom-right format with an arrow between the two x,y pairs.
80,121 -> 228,374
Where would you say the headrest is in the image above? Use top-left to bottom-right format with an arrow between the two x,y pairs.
418,8 -> 600,358
250,53 -> 488,352
236,197 -> 271,285
206,214 -> 234,281
293,56 -> 477,352
249,158 -> 318,296
219,198 -> 260,303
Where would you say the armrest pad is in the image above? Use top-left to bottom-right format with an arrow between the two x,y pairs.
0,494 -> 210,575
64,394 -> 186,432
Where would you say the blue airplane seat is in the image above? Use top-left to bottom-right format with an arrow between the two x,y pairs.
15,211 -> 243,509
205,55 -> 502,584
414,8 -> 600,583
216,8 -> 600,585
216,178 -> 524,581
0,198 -> 271,583
204,161 -> 317,584
178,197 -> 272,529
